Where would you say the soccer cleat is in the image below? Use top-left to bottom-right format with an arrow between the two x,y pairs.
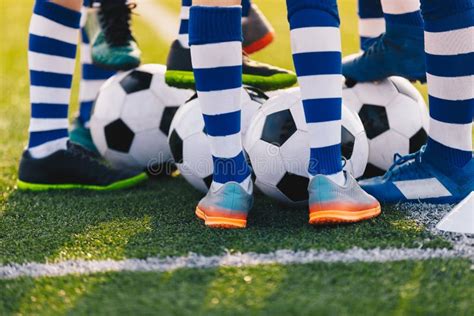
342,23 -> 426,83
195,182 -> 253,229
69,117 -> 98,154
18,142 -> 148,191
165,40 -> 297,91
359,147 -> 474,204
242,3 -> 275,54
308,171 -> 381,225
88,2 -> 141,71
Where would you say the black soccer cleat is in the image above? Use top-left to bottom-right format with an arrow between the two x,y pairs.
165,40 -> 297,91
18,142 -> 148,191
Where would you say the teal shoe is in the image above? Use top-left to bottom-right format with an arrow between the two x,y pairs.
308,172 -> 381,225
196,182 -> 253,229
70,117 -> 98,154
87,3 -> 141,71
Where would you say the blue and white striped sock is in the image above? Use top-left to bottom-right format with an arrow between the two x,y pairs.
189,6 -> 252,192
358,0 -> 385,51
381,0 -> 423,27
421,0 -> 474,167
178,0 -> 191,48
287,0 -> 344,185
28,0 -> 81,158
78,2 -> 115,127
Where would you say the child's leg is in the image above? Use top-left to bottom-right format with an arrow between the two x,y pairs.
286,0 -> 381,224
360,0 -> 474,204
421,0 -> 473,167
189,0 -> 254,229
190,0 -> 251,192
28,0 -> 81,158
78,1 -> 114,127
177,0 -> 192,48
287,0 -> 344,184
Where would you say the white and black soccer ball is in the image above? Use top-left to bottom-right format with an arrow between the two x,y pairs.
342,76 -> 429,177
244,88 -> 369,206
90,64 -> 194,171
168,86 -> 268,193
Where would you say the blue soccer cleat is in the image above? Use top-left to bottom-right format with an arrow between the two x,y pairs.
195,182 -> 253,229
359,147 -> 474,204
343,23 -> 426,83
308,172 -> 381,225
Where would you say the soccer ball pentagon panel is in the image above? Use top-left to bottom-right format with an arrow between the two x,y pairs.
90,64 -> 194,171
244,88 -> 369,206
168,86 -> 268,193
342,76 -> 429,177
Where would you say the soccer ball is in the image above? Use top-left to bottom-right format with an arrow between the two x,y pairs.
168,87 -> 268,193
90,64 -> 194,171
244,88 -> 369,206
342,76 -> 429,177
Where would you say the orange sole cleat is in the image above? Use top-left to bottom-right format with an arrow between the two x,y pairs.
243,32 -> 274,55
195,207 -> 247,229
309,204 -> 381,225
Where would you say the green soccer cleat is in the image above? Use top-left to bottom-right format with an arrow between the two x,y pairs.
86,2 -> 141,71
18,142 -> 148,191
69,117 -> 98,154
165,40 -> 297,91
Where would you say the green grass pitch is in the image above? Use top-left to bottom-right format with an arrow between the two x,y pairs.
0,1 -> 472,315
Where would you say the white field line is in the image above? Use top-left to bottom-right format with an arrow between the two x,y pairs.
0,247 -> 469,280
136,0 -> 178,43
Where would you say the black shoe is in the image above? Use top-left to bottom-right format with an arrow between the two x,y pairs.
88,1 -> 141,71
165,40 -> 297,91
18,142 -> 148,191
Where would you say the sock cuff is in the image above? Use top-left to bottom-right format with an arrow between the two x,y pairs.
384,11 -> 424,26
34,0 -> 81,28
425,138 -> 472,168
421,0 -> 474,21
189,6 -> 242,45
286,0 -> 339,23
308,145 -> 343,176
423,7 -> 474,31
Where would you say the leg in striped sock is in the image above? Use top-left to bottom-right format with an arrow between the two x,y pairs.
19,0 -> 148,191
287,0 -> 381,224
421,0 -> 474,167
177,0 -> 191,49
287,0 -> 344,185
359,0 -> 473,204
70,2 -> 115,151
358,0 -> 385,51
78,2 -> 114,127
28,0 -> 81,158
190,2 -> 253,228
